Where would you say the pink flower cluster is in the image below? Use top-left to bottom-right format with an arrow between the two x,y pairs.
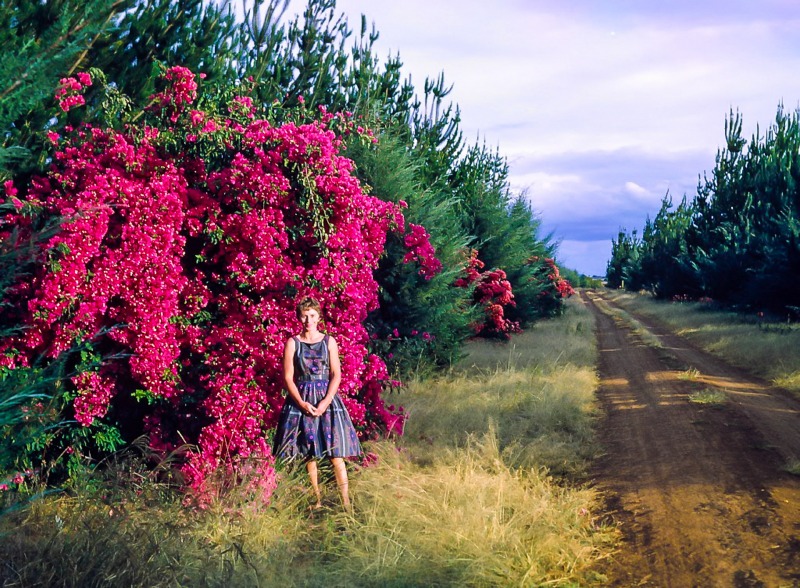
147,66 -> 201,122
0,67 -> 440,501
71,370 -> 116,427
0,468 -> 34,492
403,223 -> 443,280
455,249 -> 521,338
528,256 -> 575,300
229,96 -> 256,119
54,72 -> 92,112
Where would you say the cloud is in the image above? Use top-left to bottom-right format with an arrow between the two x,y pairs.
624,182 -> 649,199
511,147 -> 710,248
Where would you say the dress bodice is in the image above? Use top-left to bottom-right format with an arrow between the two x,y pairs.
294,335 -> 329,381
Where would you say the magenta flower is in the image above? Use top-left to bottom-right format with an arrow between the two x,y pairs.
455,249 -> 521,338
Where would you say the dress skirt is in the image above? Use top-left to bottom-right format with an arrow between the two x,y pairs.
272,378 -> 362,459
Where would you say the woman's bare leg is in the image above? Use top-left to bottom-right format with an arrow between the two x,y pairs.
306,459 -> 322,508
331,457 -> 351,510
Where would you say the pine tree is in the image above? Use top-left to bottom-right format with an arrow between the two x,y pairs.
606,229 -> 641,290
88,0 -> 242,106
0,0 -> 128,180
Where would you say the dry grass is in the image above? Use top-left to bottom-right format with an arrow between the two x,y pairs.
0,297 -> 615,587
400,370 -> 598,478
322,433 -> 609,586
605,290 -> 800,395
775,371 -> 800,393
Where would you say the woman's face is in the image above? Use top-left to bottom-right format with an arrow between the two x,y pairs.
299,308 -> 320,332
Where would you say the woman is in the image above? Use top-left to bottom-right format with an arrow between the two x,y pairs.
272,297 -> 361,510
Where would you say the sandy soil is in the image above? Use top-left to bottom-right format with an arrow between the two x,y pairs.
582,290 -> 800,587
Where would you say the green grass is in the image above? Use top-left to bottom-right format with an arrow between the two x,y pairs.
604,290 -> 800,394
0,297 -> 615,587
678,368 -> 701,381
784,461 -> 800,476
688,388 -> 728,405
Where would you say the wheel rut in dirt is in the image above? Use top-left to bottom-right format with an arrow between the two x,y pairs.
583,290 -> 800,587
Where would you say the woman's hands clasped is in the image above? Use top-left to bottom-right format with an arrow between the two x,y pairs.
302,401 -> 319,417
302,399 -> 331,417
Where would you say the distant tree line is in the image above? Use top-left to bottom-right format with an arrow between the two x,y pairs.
606,107 -> 800,319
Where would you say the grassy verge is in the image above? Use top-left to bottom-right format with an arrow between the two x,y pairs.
603,289 -> 800,394
0,297 -> 614,587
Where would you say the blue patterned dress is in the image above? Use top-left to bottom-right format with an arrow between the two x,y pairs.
273,335 -> 362,459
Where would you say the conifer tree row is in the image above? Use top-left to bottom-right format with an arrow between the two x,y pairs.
606,106 -> 800,318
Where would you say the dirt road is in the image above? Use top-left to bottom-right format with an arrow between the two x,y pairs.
583,290 -> 800,587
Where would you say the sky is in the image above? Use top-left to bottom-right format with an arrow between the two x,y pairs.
275,0 -> 800,276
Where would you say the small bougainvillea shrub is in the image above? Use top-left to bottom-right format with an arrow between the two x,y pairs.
527,256 -> 575,317
454,249 -> 521,339
0,67 -> 441,502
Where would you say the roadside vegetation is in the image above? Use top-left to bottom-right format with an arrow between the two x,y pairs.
603,290 -> 800,394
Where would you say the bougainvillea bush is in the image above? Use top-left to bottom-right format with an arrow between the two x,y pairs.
454,249 -> 521,339
0,67 -> 441,501
528,256 -> 575,317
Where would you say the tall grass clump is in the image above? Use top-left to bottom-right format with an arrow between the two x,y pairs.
0,296 -> 614,586
317,433 -> 607,586
422,296 -> 600,476
604,290 -> 800,394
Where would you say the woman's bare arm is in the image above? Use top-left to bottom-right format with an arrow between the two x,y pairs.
283,337 -> 318,416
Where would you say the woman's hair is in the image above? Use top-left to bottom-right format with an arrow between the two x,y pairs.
295,296 -> 322,319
